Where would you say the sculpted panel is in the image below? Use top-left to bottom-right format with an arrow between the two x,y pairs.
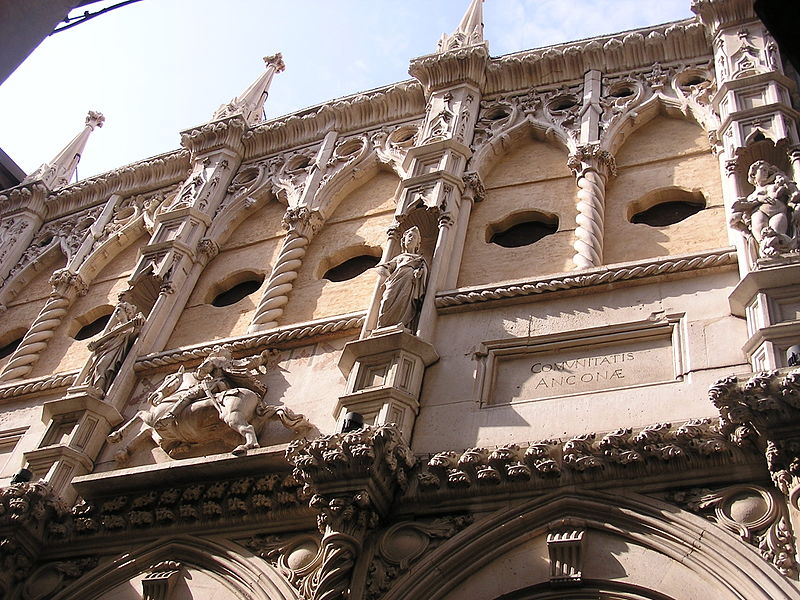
109,346 -> 309,459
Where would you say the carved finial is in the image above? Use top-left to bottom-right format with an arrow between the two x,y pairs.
213,53 -> 285,126
23,110 -> 105,190
437,0 -> 485,53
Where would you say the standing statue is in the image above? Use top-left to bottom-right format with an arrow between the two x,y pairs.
376,226 -> 428,330
83,301 -> 145,392
108,347 -> 309,458
731,160 -> 800,258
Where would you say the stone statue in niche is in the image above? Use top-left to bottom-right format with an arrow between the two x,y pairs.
83,301 -> 145,392
108,346 -> 309,458
731,160 -> 800,258
376,226 -> 428,330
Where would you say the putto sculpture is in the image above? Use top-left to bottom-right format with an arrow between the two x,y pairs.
730,160 -> 800,258
376,226 -> 428,330
108,346 -> 309,458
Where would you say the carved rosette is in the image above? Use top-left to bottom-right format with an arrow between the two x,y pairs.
248,206 -> 324,332
710,369 -> 800,508
287,425 -> 415,600
567,145 -> 617,269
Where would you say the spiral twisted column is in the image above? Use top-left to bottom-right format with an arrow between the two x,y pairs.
248,207 -> 323,333
567,145 -> 616,270
0,270 -> 88,382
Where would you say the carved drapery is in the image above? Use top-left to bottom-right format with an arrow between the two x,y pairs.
248,206 -> 324,333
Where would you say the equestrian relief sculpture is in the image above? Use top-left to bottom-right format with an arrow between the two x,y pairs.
108,346 -> 309,459
730,160 -> 800,258
376,226 -> 428,330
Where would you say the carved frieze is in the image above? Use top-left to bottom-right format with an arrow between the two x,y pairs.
63,472 -> 306,538
415,419 -> 738,495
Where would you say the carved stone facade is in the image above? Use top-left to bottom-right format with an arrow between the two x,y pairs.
1,1 -> 799,599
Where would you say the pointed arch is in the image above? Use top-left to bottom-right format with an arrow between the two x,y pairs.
75,219 -> 148,285
53,535 -> 299,600
381,490 -> 795,600
601,94 -> 712,158
470,116 -> 572,182
0,243 -> 66,307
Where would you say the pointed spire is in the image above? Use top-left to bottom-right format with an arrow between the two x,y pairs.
437,0 -> 485,53
213,53 -> 286,126
24,111 -> 104,190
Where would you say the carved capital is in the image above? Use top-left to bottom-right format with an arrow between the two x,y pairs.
281,206 -> 324,238
567,144 -> 617,178
49,269 -> 88,297
547,519 -> 587,586
142,561 -> 182,600
287,425 -> 415,519
710,369 -> 800,507
196,237 -> 219,262
462,171 -> 486,202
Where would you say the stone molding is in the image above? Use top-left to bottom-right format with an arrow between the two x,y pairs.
411,419 -> 758,500
55,471 -> 307,540
180,116 -> 248,157
0,371 -> 78,401
409,45 -> 489,93
133,312 -> 365,372
484,19 -> 709,95
242,81 -> 426,161
435,247 -> 737,310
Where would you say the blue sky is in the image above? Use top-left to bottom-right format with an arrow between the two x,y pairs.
0,0 -> 693,181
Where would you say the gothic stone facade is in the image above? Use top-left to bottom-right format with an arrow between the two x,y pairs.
1,1 -> 800,598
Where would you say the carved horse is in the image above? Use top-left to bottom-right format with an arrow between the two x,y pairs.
109,366 -> 308,459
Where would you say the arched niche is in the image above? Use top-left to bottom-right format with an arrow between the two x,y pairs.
280,168 -> 399,325
460,135 -> 574,288
165,199 -> 285,350
604,115 -> 726,264
52,536 -> 298,600
381,491 -> 795,600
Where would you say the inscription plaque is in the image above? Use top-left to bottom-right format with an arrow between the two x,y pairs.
477,319 -> 682,406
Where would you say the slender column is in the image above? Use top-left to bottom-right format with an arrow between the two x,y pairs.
361,224 -> 402,337
0,270 -> 87,382
567,145 -> 616,270
416,207 -> 457,341
248,207 -> 323,332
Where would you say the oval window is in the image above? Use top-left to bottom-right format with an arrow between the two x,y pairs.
75,312 -> 113,340
323,255 -> 380,282
489,215 -> 559,248
211,278 -> 263,307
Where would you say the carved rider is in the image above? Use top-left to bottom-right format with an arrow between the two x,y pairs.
155,346 -> 266,427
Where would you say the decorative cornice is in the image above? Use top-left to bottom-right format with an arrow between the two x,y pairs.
484,19 -> 710,96
409,45 -> 489,93
180,116 -> 248,157
134,312 -> 365,372
0,371 -> 77,401
287,424 -> 415,518
411,419 -> 758,502
56,471 -> 306,539
436,248 -> 736,310
0,182 -> 49,218
691,0 -> 756,36
42,150 -> 191,222
242,81 -> 426,161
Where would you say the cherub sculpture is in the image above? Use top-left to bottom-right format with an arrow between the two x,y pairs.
731,160 -> 800,258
